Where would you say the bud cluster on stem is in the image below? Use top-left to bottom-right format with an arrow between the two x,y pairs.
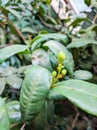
51,51 -> 67,88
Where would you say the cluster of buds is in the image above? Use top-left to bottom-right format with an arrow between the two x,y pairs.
51,52 -> 67,87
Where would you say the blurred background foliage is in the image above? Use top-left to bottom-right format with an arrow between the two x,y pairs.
0,0 -> 97,73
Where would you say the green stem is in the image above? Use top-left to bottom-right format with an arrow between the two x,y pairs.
50,63 -> 62,89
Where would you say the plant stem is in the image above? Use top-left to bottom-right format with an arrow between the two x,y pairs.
21,123 -> 25,130
10,122 -> 23,129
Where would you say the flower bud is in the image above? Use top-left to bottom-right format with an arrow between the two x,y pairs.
52,71 -> 57,77
58,52 -> 65,62
59,63 -> 62,68
57,67 -> 61,71
58,74 -> 63,79
62,69 -> 67,75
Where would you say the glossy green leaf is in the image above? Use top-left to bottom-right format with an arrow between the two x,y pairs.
85,0 -> 91,6
0,78 -> 6,95
79,59 -> 93,70
0,45 -> 29,63
0,67 -> 17,76
48,90 -> 64,100
67,38 -> 97,49
48,50 -> 58,68
20,66 -> 52,123
0,97 -> 10,130
6,7 -> 21,19
17,65 -> 32,74
6,101 -> 22,124
74,70 -> 93,80
6,75 -> 22,89
31,33 -> 68,51
32,49 -> 53,71
68,18 -> 88,27
49,79 -> 97,116
44,40 -> 74,75
22,27 -> 37,34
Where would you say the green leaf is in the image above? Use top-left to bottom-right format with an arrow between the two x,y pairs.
92,44 -> 97,56
67,38 -> 97,49
6,75 -> 22,89
32,103 -> 48,130
0,28 -> 6,44
20,66 -> 52,123
68,18 -> 88,27
21,27 -> 37,34
85,0 -> 91,6
46,0 -> 51,4
49,79 -> 97,116
48,91 -> 64,100
17,65 -> 32,74
48,51 -> 58,68
0,78 -> 6,95
6,101 -> 22,124
0,123 -> 7,130
0,45 -> 29,63
0,67 -> 17,76
31,33 -> 68,51
74,70 -> 93,80
32,49 -> 53,71
7,21 -> 19,37
21,0 -> 32,3
0,97 -> 10,130
0,6 -> 8,17
6,7 -> 21,19
44,40 -> 74,75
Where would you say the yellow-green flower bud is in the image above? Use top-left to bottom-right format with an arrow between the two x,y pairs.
57,67 -> 61,71
62,69 -> 67,75
59,63 -> 62,68
52,71 -> 57,77
58,52 -> 65,62
62,65 -> 64,68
